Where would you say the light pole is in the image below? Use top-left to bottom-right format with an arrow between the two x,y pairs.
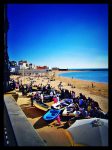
23,67 -> 25,84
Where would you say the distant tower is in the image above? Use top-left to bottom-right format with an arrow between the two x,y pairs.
4,4 -> 10,93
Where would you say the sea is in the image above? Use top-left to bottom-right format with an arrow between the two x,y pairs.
58,68 -> 108,84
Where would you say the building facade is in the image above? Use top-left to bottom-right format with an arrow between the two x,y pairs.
18,60 -> 29,69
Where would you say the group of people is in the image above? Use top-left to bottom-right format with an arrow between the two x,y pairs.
60,90 -> 108,119
29,83 -> 108,126
30,84 -> 61,106
10,77 -> 108,126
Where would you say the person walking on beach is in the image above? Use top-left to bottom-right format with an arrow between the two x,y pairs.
40,93 -> 44,103
53,95 -> 58,103
31,93 -> 35,107
53,95 -> 61,126
21,85 -> 25,96
58,82 -> 62,90
29,84 -> 32,92
50,90 -> 53,101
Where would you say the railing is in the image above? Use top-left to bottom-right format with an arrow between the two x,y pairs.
4,95 -> 46,146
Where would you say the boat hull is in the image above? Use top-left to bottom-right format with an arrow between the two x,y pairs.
33,101 -> 49,112
43,109 -> 61,121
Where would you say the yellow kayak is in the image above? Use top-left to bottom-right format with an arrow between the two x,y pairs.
33,101 -> 49,112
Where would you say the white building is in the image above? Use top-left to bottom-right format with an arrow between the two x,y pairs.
18,61 -> 29,69
10,66 -> 20,74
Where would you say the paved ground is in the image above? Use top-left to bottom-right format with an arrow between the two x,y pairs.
4,106 -> 17,146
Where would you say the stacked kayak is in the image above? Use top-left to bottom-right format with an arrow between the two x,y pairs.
51,101 -> 69,110
62,108 -> 81,117
33,100 -> 49,112
62,103 -> 80,117
43,109 -> 61,121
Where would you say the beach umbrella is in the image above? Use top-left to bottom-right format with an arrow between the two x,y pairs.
67,118 -> 108,146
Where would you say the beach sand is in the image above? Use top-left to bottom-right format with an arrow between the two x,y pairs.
10,71 -> 108,146
50,71 -> 108,112
16,93 -> 72,146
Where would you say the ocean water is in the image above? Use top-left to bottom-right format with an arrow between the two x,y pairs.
58,70 -> 108,84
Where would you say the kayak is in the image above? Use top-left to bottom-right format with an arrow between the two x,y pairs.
33,100 -> 49,112
43,109 -> 61,121
62,108 -> 81,117
62,103 -> 79,116
62,99 -> 73,104
44,95 -> 51,100
51,101 -> 69,110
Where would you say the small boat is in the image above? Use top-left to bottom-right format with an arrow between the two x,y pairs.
62,103 -> 80,117
62,108 -> 81,117
62,99 -> 73,104
51,101 -> 69,110
27,92 -> 37,97
51,102 -> 61,109
32,86 -> 38,91
44,95 -> 51,100
33,100 -> 49,112
43,109 -> 61,121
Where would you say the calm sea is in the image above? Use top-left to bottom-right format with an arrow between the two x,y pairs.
58,70 -> 108,84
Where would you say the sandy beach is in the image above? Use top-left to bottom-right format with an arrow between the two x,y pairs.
10,71 -> 108,146
50,70 -> 108,112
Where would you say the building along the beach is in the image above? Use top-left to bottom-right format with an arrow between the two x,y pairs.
9,60 -> 20,75
9,61 -> 17,66
18,60 -> 29,69
52,67 -> 59,71
9,60 -> 49,75
18,65 -> 49,76
36,66 -> 49,70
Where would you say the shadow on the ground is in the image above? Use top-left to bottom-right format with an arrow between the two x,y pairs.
20,104 -> 45,118
33,117 -> 49,129
56,122 -> 69,129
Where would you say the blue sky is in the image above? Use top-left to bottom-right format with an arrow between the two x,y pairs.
7,4 -> 108,69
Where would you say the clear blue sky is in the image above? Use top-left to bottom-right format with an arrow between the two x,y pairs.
7,4 -> 108,69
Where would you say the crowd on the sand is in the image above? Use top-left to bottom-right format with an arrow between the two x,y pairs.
9,77 -> 108,126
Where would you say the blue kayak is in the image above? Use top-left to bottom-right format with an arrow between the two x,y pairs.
43,109 -> 61,121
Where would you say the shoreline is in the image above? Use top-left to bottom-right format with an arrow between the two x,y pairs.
11,72 -> 108,112
50,71 -> 108,112
54,70 -> 108,85
10,73 -> 108,145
